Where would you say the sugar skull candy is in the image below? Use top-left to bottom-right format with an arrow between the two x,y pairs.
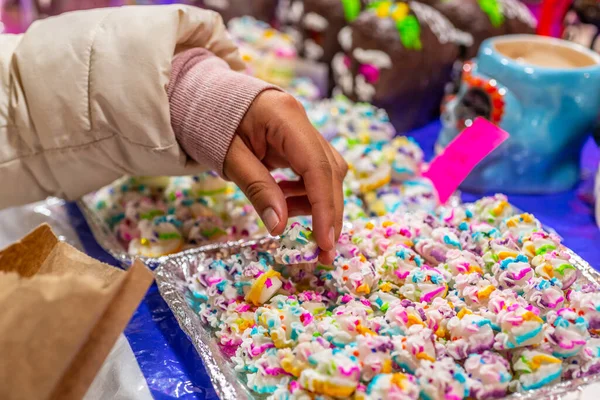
333,1 -> 469,131
201,0 -> 278,24
424,0 -> 536,59
563,0 -> 600,54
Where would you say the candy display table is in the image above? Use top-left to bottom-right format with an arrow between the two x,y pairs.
52,120 -> 598,399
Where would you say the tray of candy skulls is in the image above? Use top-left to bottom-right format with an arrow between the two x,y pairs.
155,194 -> 600,400
79,172 -> 279,269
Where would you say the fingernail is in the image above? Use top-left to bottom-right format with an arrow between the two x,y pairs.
329,227 -> 335,249
262,207 -> 280,233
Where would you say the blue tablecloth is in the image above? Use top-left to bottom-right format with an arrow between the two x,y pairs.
66,120 -> 600,400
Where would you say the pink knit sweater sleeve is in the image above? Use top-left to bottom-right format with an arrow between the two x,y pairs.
167,48 -> 278,174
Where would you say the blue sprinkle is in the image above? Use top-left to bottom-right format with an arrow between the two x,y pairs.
443,235 -> 462,249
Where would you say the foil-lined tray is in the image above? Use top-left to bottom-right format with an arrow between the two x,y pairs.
77,197 -> 272,269
155,231 -> 600,400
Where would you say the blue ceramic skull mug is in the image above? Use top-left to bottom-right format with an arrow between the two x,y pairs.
437,34 -> 600,194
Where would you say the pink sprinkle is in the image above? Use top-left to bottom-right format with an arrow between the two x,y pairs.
290,381 -> 300,392
237,304 -> 250,313
265,278 -> 273,288
123,233 -> 132,241
395,270 -> 411,280
400,228 -> 412,238
444,210 -> 455,223
206,277 -> 223,286
421,286 -> 446,303
263,366 -> 286,376
341,294 -> 353,303
343,55 -> 352,68
360,299 -> 371,307
301,313 -> 314,326
358,63 -> 380,84
507,304 -> 519,312
339,365 -> 360,377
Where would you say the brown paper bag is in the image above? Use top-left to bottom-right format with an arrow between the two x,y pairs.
0,224 -> 154,400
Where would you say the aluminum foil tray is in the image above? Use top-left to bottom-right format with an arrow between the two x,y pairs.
155,232 -> 600,400
77,197 -> 272,270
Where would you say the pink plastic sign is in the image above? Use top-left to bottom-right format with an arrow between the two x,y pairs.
423,118 -> 510,204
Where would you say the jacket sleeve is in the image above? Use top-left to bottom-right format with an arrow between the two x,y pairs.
0,5 -> 245,209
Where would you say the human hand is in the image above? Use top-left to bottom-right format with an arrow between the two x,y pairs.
223,90 -> 348,265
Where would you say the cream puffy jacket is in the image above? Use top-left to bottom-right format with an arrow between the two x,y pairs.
0,5 -> 244,209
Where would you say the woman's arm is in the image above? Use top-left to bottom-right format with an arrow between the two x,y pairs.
0,5 -> 243,209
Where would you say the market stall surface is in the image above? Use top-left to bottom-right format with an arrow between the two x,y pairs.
3,120 -> 598,400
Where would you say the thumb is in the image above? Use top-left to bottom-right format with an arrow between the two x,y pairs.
223,136 -> 288,236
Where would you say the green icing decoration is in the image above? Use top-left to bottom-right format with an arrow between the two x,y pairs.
556,263 -> 576,276
341,0 -> 362,22
201,227 -> 226,239
397,15 -> 422,50
140,209 -> 165,220
535,244 -> 556,256
478,0 -> 505,28
158,232 -> 182,240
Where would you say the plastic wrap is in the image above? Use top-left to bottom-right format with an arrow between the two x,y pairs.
0,197 -> 82,250
155,225 -> 600,400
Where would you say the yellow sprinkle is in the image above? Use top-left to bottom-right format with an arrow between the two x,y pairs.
238,319 -> 253,332
356,324 -> 377,336
522,311 -> 543,324
245,269 -> 281,306
526,244 -> 536,256
359,254 -> 367,262
360,174 -> 391,193
506,218 -> 517,228
498,251 -> 518,260
416,352 -> 435,362
391,3 -> 409,20
435,327 -> 446,338
376,2 -> 392,17
521,213 -> 534,223
382,359 -> 393,374
241,54 -> 253,62
457,308 -> 472,319
390,373 -> 407,390
407,314 -> 425,327
380,282 -> 392,293
365,222 -> 375,230
404,240 -> 414,247
357,283 -> 371,294
382,221 -> 394,228
477,285 -> 496,300
543,264 -> 554,278
264,29 -> 275,38
359,132 -> 370,144
468,265 -> 483,274
140,238 -> 149,246
530,354 -> 561,371
281,357 -> 302,377
492,201 -> 509,217
307,380 -> 356,398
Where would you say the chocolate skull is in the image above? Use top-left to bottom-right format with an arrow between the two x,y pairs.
333,1 -> 470,132
299,0 -> 375,64
199,0 -> 279,24
563,0 -> 600,54
422,0 -> 537,59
